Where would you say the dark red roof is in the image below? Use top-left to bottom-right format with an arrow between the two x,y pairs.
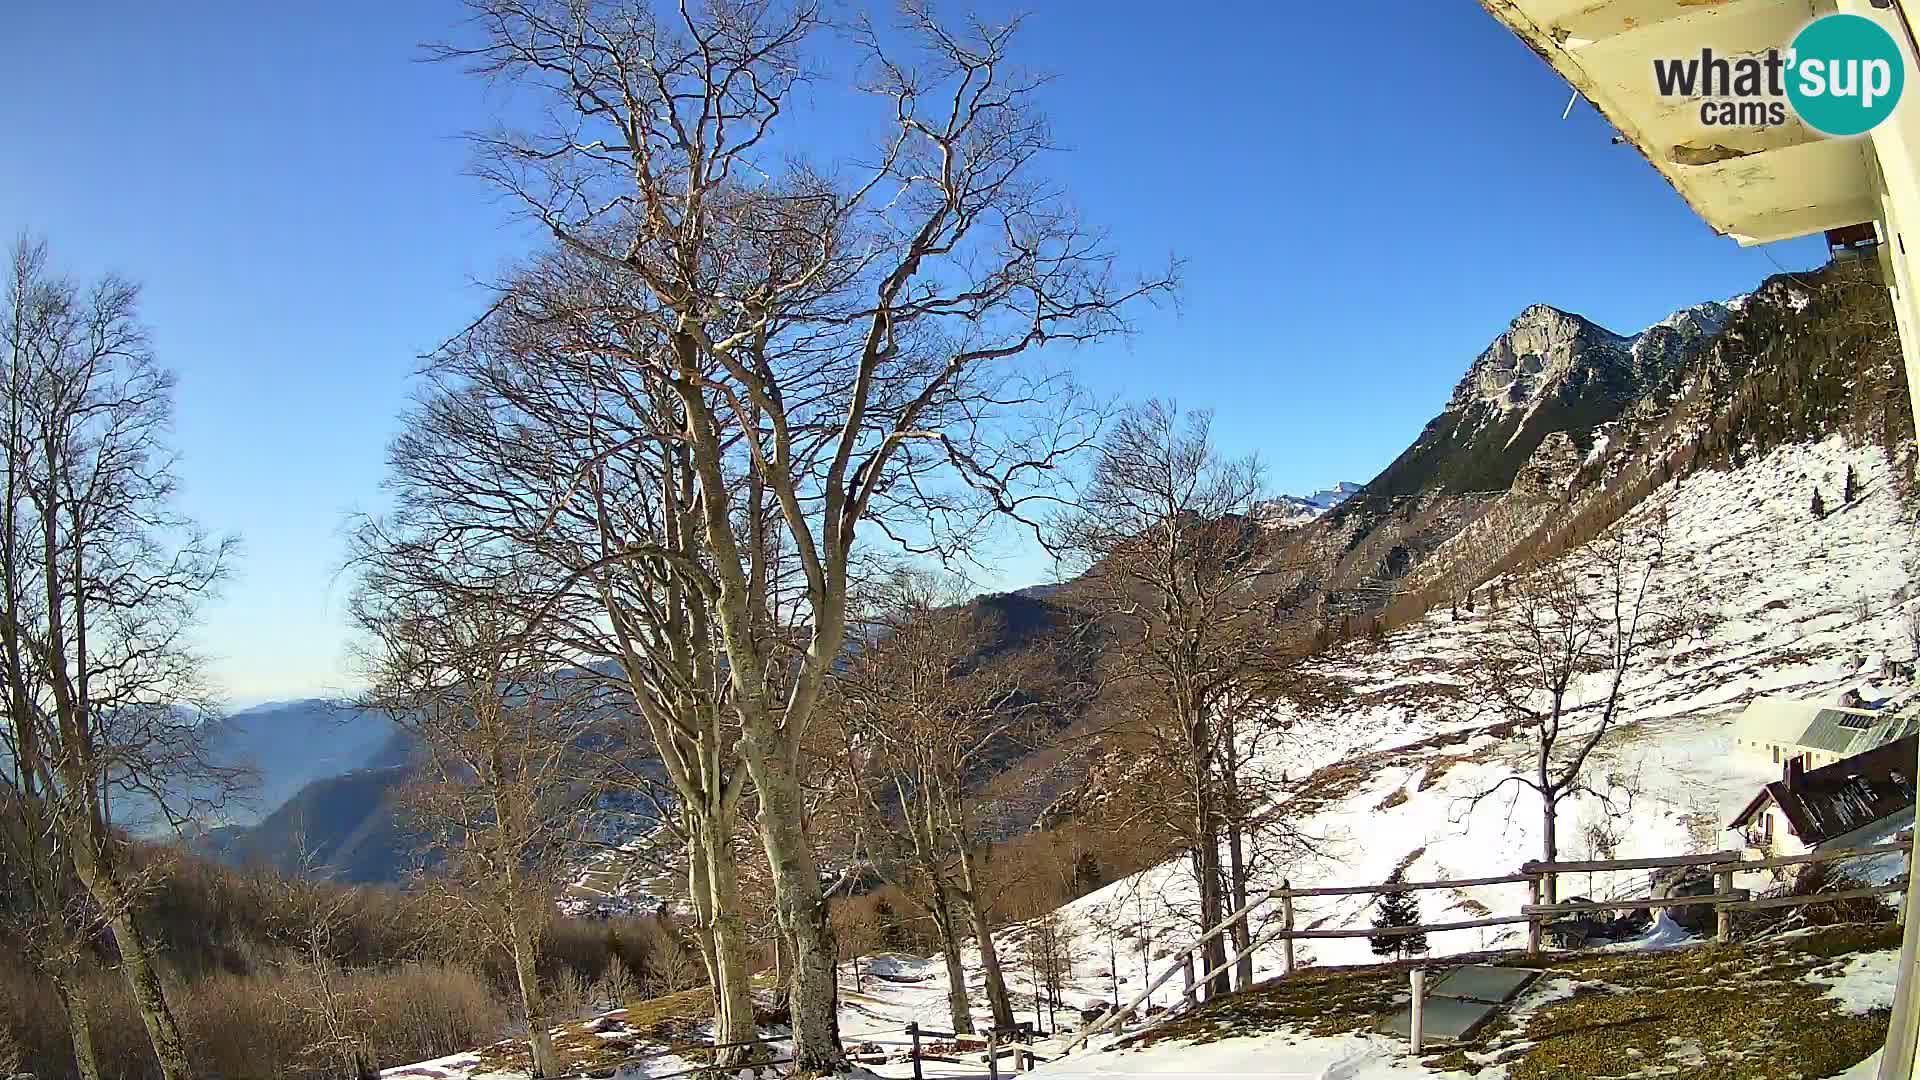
1729,735 -> 1917,847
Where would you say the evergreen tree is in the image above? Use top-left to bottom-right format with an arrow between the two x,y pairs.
1813,488 -> 1828,519
872,895 -> 904,950
1845,464 -> 1859,504
1369,885 -> 1430,959
1074,851 -> 1104,893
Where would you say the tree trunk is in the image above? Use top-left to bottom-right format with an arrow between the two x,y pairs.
687,839 -> 722,1014
1225,825 -> 1253,991
52,967 -> 101,1080
107,905 -> 193,1080
1191,787 -> 1230,997
740,736 -> 844,1073
1184,700 -> 1230,999
71,841 -> 192,1080
1220,719 -> 1254,991
928,886 -> 974,1034
510,906 -> 561,1078
956,847 -> 1017,1032
700,814 -> 759,1062
1540,791 -> 1560,905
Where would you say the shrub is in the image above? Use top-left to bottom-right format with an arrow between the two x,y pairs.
1731,863 -> 1897,940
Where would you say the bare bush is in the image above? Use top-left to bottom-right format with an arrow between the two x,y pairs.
0,955 -> 507,1080
1730,863 -> 1898,940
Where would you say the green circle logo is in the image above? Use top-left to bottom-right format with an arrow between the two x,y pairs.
1788,14 -> 1905,136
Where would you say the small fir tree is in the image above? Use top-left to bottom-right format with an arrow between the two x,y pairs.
1813,488 -> 1828,519
1845,464 -> 1859,504
1369,884 -> 1430,959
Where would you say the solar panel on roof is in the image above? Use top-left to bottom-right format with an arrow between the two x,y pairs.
1799,710 -> 1865,753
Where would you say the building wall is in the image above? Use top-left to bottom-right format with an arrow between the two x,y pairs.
1739,804 -> 1812,860
1739,737 -> 1847,773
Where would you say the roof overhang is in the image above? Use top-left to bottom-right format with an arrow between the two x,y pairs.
1481,0 -> 1879,245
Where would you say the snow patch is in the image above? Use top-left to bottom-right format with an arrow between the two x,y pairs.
1809,949 -> 1904,1017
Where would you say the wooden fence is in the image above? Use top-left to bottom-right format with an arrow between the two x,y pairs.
524,839 -> 1913,1073
901,1023 -> 1046,1080
1063,835 -> 1913,1054
525,1021 -> 1050,1080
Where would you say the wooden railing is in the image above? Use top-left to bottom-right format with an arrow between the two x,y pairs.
1062,835 -> 1913,1055
900,1022 -> 1044,1080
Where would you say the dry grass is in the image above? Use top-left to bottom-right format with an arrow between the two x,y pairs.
0,957 -> 508,1080
463,976 -> 798,1079
465,986 -> 717,1077
1123,922 -> 1901,1080
1485,923 -> 1899,1080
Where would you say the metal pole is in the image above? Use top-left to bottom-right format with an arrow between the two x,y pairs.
1281,879 -> 1296,976
1410,969 -> 1426,1055
1715,866 -> 1736,941
1526,876 -> 1543,955
1877,826 -> 1920,1080
909,1022 -> 921,1080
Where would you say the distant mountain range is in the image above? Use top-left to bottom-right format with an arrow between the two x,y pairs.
199,764 -> 419,883
1257,480 -> 1364,526
203,698 -> 408,826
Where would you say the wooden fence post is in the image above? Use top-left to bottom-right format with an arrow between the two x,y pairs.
1526,874 -> 1542,955
1281,879 -> 1296,976
908,1022 -> 921,1080
1410,968 -> 1426,1055
987,1029 -> 1000,1080
1181,952 -> 1196,1004
1715,865 -> 1736,941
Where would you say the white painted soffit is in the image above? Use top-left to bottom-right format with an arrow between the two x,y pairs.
1481,0 -> 1877,245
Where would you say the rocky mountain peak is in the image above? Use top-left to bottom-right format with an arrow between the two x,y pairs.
1368,293 -> 1737,500
1448,305 -> 1629,415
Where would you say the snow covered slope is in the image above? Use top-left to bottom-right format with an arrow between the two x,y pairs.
1055,435 -> 1916,986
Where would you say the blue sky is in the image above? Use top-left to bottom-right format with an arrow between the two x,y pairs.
1,2 -> 1825,704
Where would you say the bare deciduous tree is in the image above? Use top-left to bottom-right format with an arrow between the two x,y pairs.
425,1 -> 1170,1065
359,242 -> 767,1059
829,573 -> 1064,1033
1051,401 -> 1303,995
1015,911 -> 1077,1032
0,774 -> 102,1080
354,574 -> 601,1079
0,233 -> 241,1080
1463,504 -> 1682,903
264,846 -> 389,1080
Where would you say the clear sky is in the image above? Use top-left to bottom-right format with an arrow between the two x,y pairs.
1,1 -> 1826,705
